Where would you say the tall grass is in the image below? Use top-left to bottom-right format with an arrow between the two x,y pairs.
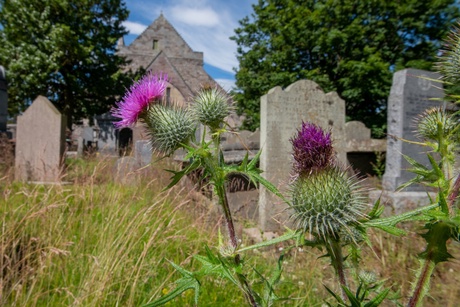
0,156 -> 225,306
1,156 -> 459,306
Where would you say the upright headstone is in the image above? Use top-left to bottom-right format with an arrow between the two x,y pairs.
82,127 -> 94,143
259,80 -> 346,231
15,96 -> 66,182
383,69 -> 444,191
134,140 -> 153,167
95,112 -> 118,153
0,65 -> 7,132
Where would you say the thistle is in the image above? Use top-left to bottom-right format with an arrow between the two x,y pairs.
416,107 -> 458,142
192,87 -> 230,130
436,22 -> 460,84
289,122 -> 367,242
144,104 -> 195,154
112,72 -> 168,128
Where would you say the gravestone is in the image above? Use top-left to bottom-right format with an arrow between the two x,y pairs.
82,126 -> 94,150
95,112 -> 118,153
345,121 -> 386,177
0,65 -> 7,132
259,80 -> 346,231
346,121 -> 370,140
15,96 -> 66,182
134,140 -> 153,167
382,68 -> 444,191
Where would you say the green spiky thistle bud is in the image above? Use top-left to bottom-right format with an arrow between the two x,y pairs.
145,104 -> 196,154
358,270 -> 378,285
290,166 -> 367,241
193,87 -> 230,130
416,107 -> 458,143
436,22 -> 460,85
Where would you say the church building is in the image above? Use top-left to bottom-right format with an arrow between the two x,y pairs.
116,13 -> 221,105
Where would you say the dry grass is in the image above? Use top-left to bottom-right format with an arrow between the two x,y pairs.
0,155 -> 459,306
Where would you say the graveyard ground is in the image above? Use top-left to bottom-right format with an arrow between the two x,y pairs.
0,154 -> 459,306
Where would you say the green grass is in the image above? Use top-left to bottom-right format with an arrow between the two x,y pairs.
1,156 -> 459,306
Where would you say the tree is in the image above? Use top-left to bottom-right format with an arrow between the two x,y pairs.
0,0 -> 132,127
231,0 -> 460,137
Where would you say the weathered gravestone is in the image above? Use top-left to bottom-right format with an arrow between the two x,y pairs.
382,68 -> 444,192
15,96 -> 66,182
0,66 -> 7,132
135,140 -> 153,167
259,80 -> 346,231
345,121 -> 387,176
95,112 -> 118,153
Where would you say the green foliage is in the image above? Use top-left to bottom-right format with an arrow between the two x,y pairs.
143,260 -> 201,307
231,0 -> 459,136
324,284 -> 390,307
370,152 -> 385,179
0,0 -> 133,125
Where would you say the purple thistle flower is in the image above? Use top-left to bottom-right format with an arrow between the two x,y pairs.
112,72 -> 168,128
291,121 -> 333,174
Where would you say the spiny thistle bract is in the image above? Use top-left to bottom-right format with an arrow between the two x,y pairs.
112,72 -> 168,128
358,270 -> 378,285
290,122 -> 333,175
193,87 -> 230,130
145,104 -> 195,154
290,166 -> 367,241
416,107 -> 459,142
436,22 -> 460,84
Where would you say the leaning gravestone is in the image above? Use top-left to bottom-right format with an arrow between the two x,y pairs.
15,96 -> 66,182
259,80 -> 346,231
382,68 -> 444,192
0,65 -> 7,132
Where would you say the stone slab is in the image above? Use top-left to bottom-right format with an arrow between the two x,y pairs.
382,69 -> 444,191
259,80 -> 346,231
15,96 -> 66,182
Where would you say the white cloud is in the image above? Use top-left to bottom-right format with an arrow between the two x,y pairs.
171,7 -> 220,27
216,78 -> 236,92
123,21 -> 147,35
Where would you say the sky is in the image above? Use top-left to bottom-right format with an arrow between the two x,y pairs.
122,0 -> 257,91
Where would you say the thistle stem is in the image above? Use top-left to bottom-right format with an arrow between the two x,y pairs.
218,184 -> 239,249
211,129 -> 258,307
327,238 -> 348,300
447,173 -> 460,216
407,256 -> 435,307
216,183 -> 259,307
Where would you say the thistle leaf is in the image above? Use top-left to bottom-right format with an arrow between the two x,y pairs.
163,158 -> 201,191
324,285 -> 346,305
438,189 -> 449,214
342,285 -> 361,306
237,229 -> 303,253
367,198 -> 384,220
364,204 -> 439,234
363,288 -> 390,307
193,246 -> 240,287
143,261 -> 200,307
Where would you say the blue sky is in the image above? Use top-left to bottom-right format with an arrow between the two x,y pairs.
122,0 -> 257,91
